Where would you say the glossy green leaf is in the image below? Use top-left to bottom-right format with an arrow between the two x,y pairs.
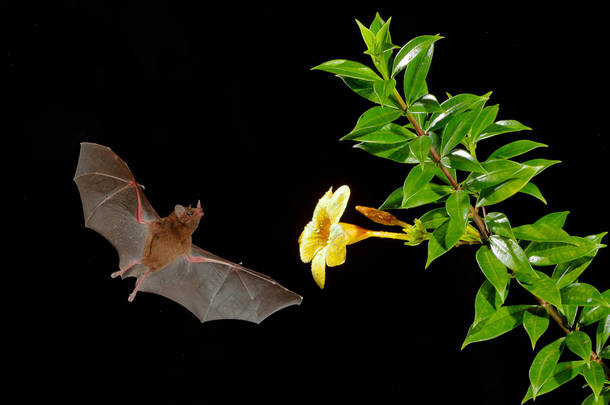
521,361 -> 584,403
489,235 -> 538,282
339,76 -> 401,109
579,306 -> 610,327
476,245 -> 509,298
477,119 -> 531,141
426,92 -> 491,132
409,135 -> 432,163
488,140 -> 547,159
519,182 -> 547,204
379,187 -> 403,209
601,346 -> 610,359
562,304 -> 579,328
403,183 -> 453,209
477,167 -> 537,207
373,78 -> 396,106
446,190 -> 470,223
485,211 -> 515,239
368,12 -> 385,33
463,159 -> 527,192
583,362 -> 605,401
529,337 -> 565,399
552,233 -> 607,289
473,280 -> 507,324
441,148 -> 485,172
596,314 -> 610,354
426,218 -> 462,268
566,331 -> 593,363
440,109 -> 478,156
408,94 -> 444,113
462,305 -> 533,349
354,141 -> 412,163
519,271 -> 563,308
344,106 -> 403,139
525,237 -> 604,266
561,283 -> 607,307
581,387 -> 610,405
523,307 -> 550,350
402,163 -> 436,205
535,211 -> 570,228
346,123 -> 417,143
523,158 -> 561,176
512,223 -> 576,244
355,20 -> 377,53
403,43 -> 434,105
313,59 -> 382,81
419,207 -> 450,229
391,35 -> 442,78
470,105 -> 499,140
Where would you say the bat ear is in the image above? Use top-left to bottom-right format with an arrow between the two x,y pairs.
196,200 -> 201,209
174,204 -> 185,217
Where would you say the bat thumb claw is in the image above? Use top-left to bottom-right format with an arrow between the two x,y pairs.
128,293 -> 136,302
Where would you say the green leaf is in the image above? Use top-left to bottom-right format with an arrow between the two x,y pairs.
338,76 -> 401,109
402,183 -> 453,209
427,92 -> 491,132
523,307 -> 550,350
355,19 -> 377,54
519,271 -> 563,308
489,235 -> 538,282
566,331 -> 593,363
408,94 -> 444,113
354,141 -> 412,163
343,106 -> 403,139
582,387 -> 610,405
391,35 -> 442,78
583,362 -> 606,401
485,211 -> 515,240
561,283 -> 607,307
473,280 -> 507,324
600,346 -> 610,360
441,148 -> 485,172
312,59 -> 382,81
477,119 -> 531,141
368,12 -> 385,33
535,211 -> 570,228
403,43 -> 434,105
596,314 -> 610,354
373,78 -> 397,106
462,305 -> 533,349
470,105 -> 499,140
419,207 -> 450,229
476,167 -> 538,207
525,237 -> 605,266
521,361 -> 584,403
529,337 -> 565,399
446,190 -> 470,223
552,232 -> 607,289
346,123 -> 417,143
440,109 -> 478,156
579,306 -> 610,327
402,163 -> 436,206
476,245 -> 509,298
409,135 -> 432,163
463,159 -> 527,192
426,218 -> 462,268
488,140 -> 547,159
519,182 -> 547,204
512,223 -> 576,244
523,158 -> 561,176
379,187 -> 403,209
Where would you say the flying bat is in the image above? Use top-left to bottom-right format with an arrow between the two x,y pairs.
74,142 -> 302,323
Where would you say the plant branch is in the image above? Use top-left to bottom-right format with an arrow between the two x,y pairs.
392,89 -> 489,240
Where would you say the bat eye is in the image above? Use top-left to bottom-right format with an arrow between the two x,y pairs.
187,211 -> 193,216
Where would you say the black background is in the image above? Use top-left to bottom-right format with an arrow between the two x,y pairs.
10,1 -> 609,404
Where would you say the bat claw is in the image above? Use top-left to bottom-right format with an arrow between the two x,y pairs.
111,271 -> 121,279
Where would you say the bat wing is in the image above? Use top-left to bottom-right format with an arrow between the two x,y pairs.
74,142 -> 159,270
139,245 -> 303,323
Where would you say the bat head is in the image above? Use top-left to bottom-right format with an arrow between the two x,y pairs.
174,200 -> 204,229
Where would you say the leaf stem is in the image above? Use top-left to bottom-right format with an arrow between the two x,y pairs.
392,88 -> 489,240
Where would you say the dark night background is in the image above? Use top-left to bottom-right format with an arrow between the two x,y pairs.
9,1 -> 609,403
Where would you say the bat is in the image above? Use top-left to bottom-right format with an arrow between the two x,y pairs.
74,142 -> 302,323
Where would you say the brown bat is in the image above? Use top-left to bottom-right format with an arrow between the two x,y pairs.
74,142 -> 302,323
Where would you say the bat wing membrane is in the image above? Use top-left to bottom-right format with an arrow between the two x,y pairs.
74,142 -> 159,269
139,245 -> 303,323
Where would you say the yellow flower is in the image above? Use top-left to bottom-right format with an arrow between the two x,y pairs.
299,186 -> 351,289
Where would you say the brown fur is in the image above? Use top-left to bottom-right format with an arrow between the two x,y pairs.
141,206 -> 203,272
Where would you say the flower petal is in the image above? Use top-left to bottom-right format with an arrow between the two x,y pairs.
327,185 -> 350,225
299,220 -> 328,263
311,248 -> 327,289
326,223 -> 347,267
